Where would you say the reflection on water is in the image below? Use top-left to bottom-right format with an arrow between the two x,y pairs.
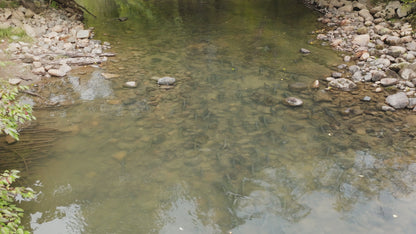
7,0 -> 416,233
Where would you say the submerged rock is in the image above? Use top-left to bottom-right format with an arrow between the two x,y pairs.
300,48 -> 311,54
284,97 -> 303,107
328,78 -> 357,91
157,76 -> 176,85
123,81 -> 137,88
288,82 -> 308,92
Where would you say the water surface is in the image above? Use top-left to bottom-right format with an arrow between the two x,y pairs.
6,0 -> 416,233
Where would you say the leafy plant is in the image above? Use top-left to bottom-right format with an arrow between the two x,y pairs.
0,81 -> 36,140
0,170 -> 34,234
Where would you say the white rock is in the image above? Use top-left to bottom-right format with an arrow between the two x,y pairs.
382,105 -> 396,111
157,77 -> 176,85
400,68 -> 416,80
380,78 -> 398,86
33,61 -> 42,68
52,25 -> 64,33
284,97 -> 303,107
352,34 -> 370,47
32,67 -> 46,75
123,81 -> 137,88
23,24 -> 37,38
76,30 -> 91,39
329,78 -> 357,91
8,78 -> 22,85
386,92 -> 409,109
48,69 -> 66,77
59,63 -> 72,74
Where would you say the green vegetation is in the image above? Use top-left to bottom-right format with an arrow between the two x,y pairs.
0,1 -> 19,9
0,27 -> 30,42
0,81 -> 36,141
0,170 -> 34,234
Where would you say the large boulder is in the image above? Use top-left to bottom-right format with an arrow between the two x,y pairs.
386,92 -> 409,109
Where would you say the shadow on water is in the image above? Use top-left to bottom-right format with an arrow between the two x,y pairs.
3,0 -> 416,233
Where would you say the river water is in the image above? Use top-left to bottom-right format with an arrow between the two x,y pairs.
7,0 -> 416,233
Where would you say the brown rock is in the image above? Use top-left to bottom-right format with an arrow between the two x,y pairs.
113,151 -> 127,161
5,135 -> 17,144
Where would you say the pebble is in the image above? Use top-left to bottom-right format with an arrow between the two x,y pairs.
123,81 -> 137,88
300,48 -> 311,54
362,96 -> 371,102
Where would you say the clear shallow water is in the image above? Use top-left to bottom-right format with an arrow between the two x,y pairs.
5,0 -> 416,233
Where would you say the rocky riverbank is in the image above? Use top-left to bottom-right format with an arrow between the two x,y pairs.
0,5 -> 112,90
308,0 -> 416,111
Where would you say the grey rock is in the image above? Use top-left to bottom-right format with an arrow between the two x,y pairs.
388,46 -> 407,57
123,81 -> 137,88
397,4 -> 413,18
373,58 -> 391,68
374,25 -> 391,35
300,48 -> 311,54
32,67 -> 46,75
386,92 -> 409,109
23,24 -> 37,38
382,105 -> 396,111
356,26 -> 368,35
349,65 -> 360,73
8,78 -> 22,85
352,71 -> 363,82
288,82 -> 308,92
359,9 -> 374,21
371,70 -> 387,81
332,72 -> 342,78
380,78 -> 398,86
59,64 -> 72,74
329,78 -> 357,91
48,69 -> 66,77
344,55 -> 351,62
76,30 -> 91,39
370,5 -> 383,14
400,36 -> 413,44
385,35 -> 401,45
24,8 -> 35,18
352,34 -> 370,47
314,89 -> 332,102
157,77 -> 176,85
400,68 -> 416,80
11,10 -> 25,21
338,4 -> 353,12
284,97 -> 303,107
405,80 -> 415,88
408,98 -> 416,108
353,2 -> 366,10
363,96 -> 371,102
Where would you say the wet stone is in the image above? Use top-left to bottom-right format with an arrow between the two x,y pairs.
362,96 -> 371,102
288,82 -> 308,92
382,105 -> 396,111
123,81 -> 137,88
157,76 -> 176,85
284,97 -> 303,107
328,78 -> 357,91
299,48 -> 310,54
386,92 -> 409,109
380,78 -> 398,86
